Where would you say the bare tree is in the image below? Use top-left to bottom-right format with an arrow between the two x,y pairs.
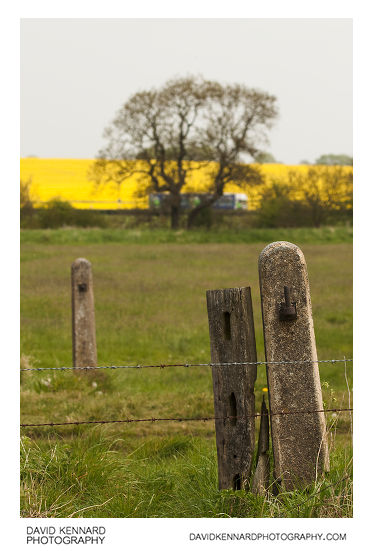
91,76 -> 278,229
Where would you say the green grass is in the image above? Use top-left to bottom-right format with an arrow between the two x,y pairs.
20,432 -> 352,518
20,231 -> 352,517
21,225 -> 352,245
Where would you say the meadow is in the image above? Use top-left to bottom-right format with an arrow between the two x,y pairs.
20,227 -> 352,518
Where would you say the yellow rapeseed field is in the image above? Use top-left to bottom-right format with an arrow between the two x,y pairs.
20,158 -> 352,210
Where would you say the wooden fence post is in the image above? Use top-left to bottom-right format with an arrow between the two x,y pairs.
71,258 -> 97,368
258,241 -> 329,490
252,395 -> 270,495
206,287 -> 257,490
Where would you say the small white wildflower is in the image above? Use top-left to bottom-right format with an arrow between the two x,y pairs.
91,381 -> 98,388
96,391 -> 103,396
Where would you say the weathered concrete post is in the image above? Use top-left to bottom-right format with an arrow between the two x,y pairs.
206,287 -> 257,490
258,242 -> 329,490
71,258 -> 97,368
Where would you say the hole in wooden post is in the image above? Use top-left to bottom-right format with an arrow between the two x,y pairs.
229,392 -> 237,425
223,311 -> 231,340
233,473 -> 241,490
78,283 -> 87,292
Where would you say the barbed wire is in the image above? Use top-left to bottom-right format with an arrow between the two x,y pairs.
20,407 -> 353,428
20,358 -> 353,372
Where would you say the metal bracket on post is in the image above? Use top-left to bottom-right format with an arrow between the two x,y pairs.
206,287 -> 257,490
279,286 -> 297,321
258,242 -> 329,490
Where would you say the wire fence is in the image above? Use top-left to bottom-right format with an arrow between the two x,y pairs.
20,408 -> 353,428
20,358 -> 353,372
20,357 -> 353,428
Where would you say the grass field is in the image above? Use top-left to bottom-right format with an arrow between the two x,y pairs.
21,225 -> 353,246
20,227 -> 353,517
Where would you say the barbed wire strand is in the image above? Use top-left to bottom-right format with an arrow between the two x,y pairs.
20,358 -> 353,372
20,407 -> 353,428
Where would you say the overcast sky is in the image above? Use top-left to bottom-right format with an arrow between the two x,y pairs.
20,18 -> 352,164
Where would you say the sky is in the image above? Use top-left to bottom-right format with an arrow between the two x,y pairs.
20,18 -> 352,164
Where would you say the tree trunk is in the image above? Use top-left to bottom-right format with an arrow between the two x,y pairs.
187,197 -> 218,229
169,191 -> 182,229
170,205 -> 180,229
186,207 -> 201,229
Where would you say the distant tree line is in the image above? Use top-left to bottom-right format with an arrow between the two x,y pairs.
299,154 -> 353,166
248,152 -> 353,166
257,165 -> 352,228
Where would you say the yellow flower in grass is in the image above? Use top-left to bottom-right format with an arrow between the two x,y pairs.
262,387 -> 268,392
